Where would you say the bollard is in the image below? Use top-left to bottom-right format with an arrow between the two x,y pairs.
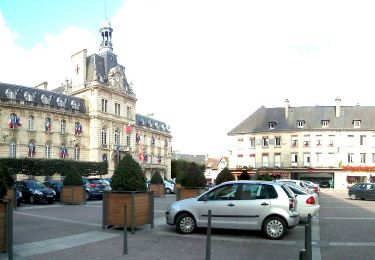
206,210 -> 211,260
306,214 -> 312,260
123,205 -> 128,255
299,249 -> 306,260
7,200 -> 13,260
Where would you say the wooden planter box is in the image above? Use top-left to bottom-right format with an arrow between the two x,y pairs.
176,188 -> 206,201
103,191 -> 154,233
61,186 -> 85,205
5,188 -> 16,208
0,199 -> 12,253
149,184 -> 165,197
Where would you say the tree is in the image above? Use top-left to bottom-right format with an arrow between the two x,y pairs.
257,173 -> 273,181
63,167 -> 83,186
171,159 -> 187,180
177,162 -> 206,188
215,167 -> 235,185
239,169 -> 250,180
111,154 -> 146,191
150,171 -> 164,184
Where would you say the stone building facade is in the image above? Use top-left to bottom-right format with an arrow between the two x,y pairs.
0,20 -> 172,180
227,98 -> 375,189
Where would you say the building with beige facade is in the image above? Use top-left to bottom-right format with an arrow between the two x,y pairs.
0,20 -> 172,180
227,98 -> 375,189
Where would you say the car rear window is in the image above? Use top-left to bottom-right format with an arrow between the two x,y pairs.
266,185 -> 278,199
281,185 -> 294,198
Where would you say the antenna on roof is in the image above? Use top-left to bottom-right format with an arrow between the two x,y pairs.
105,0 -> 107,21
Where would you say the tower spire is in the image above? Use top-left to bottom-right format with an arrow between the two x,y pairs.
99,0 -> 113,53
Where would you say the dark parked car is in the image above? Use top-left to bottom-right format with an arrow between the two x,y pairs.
320,181 -> 330,188
348,183 -> 375,200
83,177 -> 111,200
15,180 -> 56,204
43,180 -> 63,201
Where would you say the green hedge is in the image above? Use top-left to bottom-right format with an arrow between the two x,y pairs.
0,158 -> 108,177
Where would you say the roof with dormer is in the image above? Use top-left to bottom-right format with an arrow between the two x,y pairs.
135,114 -> 170,133
228,105 -> 375,135
0,82 -> 86,114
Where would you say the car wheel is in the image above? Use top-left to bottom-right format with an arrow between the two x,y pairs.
29,195 -> 35,204
263,216 -> 286,240
350,194 -> 357,200
165,188 -> 171,194
48,199 -> 54,204
176,213 -> 196,234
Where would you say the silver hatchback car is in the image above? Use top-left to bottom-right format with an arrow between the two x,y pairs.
166,180 -> 300,239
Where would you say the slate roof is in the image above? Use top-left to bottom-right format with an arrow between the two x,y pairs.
0,82 -> 86,113
174,154 -> 206,165
228,105 -> 375,135
135,114 -> 170,133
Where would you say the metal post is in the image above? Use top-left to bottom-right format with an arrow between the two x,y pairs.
123,205 -> 128,255
102,192 -> 107,230
13,188 -> 17,209
306,214 -> 312,260
131,192 -> 135,234
150,191 -> 154,228
60,187 -> 63,205
83,186 -> 86,205
7,200 -> 13,260
206,210 -> 211,260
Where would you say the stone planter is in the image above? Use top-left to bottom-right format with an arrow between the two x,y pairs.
176,187 -> 206,201
103,191 -> 154,233
149,184 -> 165,197
0,198 -> 12,254
61,186 -> 85,205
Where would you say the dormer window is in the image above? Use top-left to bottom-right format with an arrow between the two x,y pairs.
71,100 -> 80,110
297,120 -> 305,128
353,120 -> 361,128
24,92 -> 34,102
56,97 -> 66,107
269,122 -> 277,129
321,120 -> 330,127
5,89 -> 16,99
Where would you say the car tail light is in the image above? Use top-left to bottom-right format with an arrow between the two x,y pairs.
289,198 -> 296,210
89,183 -> 97,188
314,187 -> 318,193
306,196 -> 316,205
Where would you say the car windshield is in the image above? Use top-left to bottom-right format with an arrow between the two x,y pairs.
28,181 -> 46,189
286,184 -> 308,195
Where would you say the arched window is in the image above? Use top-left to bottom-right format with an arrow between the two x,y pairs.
60,119 -> 66,134
28,142 -> 36,158
71,100 -> 80,110
74,145 -> 80,160
28,115 -> 35,131
9,141 -> 16,158
24,92 -> 34,102
45,143 -> 51,158
56,97 -> 66,107
101,128 -> 107,146
5,89 -> 16,99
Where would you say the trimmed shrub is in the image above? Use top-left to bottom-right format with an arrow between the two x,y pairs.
257,173 -> 273,181
176,162 -> 206,188
111,154 -> 146,191
215,167 -> 235,185
150,171 -> 164,184
239,170 -> 250,180
63,167 -> 83,186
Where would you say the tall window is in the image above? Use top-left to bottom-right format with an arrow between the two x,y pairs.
360,153 -> 366,164
262,137 -> 269,147
101,128 -> 107,146
74,145 -> 80,160
45,117 -> 52,132
275,136 -> 281,147
372,153 -> 375,163
291,135 -> 298,147
274,153 -> 281,167
45,143 -> 51,158
249,154 -> 256,168
347,135 -> 354,147
262,154 -> 269,167
316,153 -> 322,165
237,154 -> 244,167
10,141 -> 16,158
360,135 -> 366,146
28,115 -> 35,131
348,153 -> 354,164
127,106 -> 132,118
115,103 -> 121,116
304,153 -> 311,166
60,119 -> 66,134
101,99 -> 108,112
114,129 -> 120,145
316,135 -> 322,146
126,134 -> 131,147
303,135 -> 310,147
291,153 -> 298,166
328,135 -> 335,147
250,138 -> 255,148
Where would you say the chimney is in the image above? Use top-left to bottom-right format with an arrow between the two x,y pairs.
285,99 -> 289,119
335,97 -> 341,118
34,82 -> 48,90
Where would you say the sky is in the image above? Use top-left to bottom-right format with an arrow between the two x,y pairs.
1,0 -> 375,157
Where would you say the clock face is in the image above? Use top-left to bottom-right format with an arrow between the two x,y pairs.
115,75 -> 120,82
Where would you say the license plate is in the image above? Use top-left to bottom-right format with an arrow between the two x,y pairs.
47,195 -> 53,197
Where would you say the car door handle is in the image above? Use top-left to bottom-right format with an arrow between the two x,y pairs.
261,202 -> 269,206
227,203 -> 235,207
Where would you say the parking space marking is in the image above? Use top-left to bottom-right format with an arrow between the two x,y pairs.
14,231 -> 119,257
15,211 -> 102,227
84,204 -> 102,208
329,242 -> 375,247
17,205 -> 63,210
320,217 -> 375,220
